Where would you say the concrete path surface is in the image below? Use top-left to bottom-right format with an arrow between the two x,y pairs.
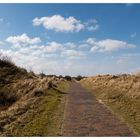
62,81 -> 135,136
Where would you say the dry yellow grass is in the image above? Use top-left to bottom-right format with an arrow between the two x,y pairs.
0,58 -> 68,136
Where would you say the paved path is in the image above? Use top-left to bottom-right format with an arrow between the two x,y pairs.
62,81 -> 135,136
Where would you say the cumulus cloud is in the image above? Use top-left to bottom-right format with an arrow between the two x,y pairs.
116,56 -> 130,64
0,36 -> 88,75
32,42 -> 85,59
79,44 -> 89,48
0,48 -> 58,73
87,24 -> 99,32
84,19 -> 99,32
1,31 -> 138,75
32,15 -> 84,32
17,41 -> 64,58
6,33 -> 41,48
0,48 -> 85,76
0,41 -> 4,46
32,15 -> 99,33
61,49 -> 85,59
35,42 -> 63,53
64,42 -> 76,48
86,38 -> 136,52
86,38 -> 96,44
116,53 -> 140,64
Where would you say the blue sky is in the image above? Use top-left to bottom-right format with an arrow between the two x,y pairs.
0,4 -> 140,76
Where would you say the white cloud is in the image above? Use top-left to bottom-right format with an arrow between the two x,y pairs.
0,45 -> 85,75
31,42 -> 77,54
79,44 -> 89,48
32,15 -> 84,32
87,24 -> 99,32
64,42 -> 76,48
86,38 -> 97,44
84,19 -> 99,32
0,41 -> 4,46
86,38 -> 136,52
0,45 -> 59,74
1,32 -> 138,76
6,33 -> 41,48
43,42 -> 63,53
116,53 -> 140,64
61,49 -> 85,59
0,40 -> 138,76
117,56 -> 130,64
32,15 -> 100,33
130,32 -> 136,38
1,37 -> 87,75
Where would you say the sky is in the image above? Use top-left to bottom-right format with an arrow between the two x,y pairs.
0,3 -> 140,76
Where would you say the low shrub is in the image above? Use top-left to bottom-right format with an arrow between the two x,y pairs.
64,76 -> 71,81
40,73 -> 46,78
75,75 -> 83,81
0,55 -> 15,68
0,90 -> 17,106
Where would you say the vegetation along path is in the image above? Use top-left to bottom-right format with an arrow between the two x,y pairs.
62,80 -> 135,136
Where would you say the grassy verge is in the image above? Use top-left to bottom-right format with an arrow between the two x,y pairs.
2,81 -> 69,136
80,80 -> 140,136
